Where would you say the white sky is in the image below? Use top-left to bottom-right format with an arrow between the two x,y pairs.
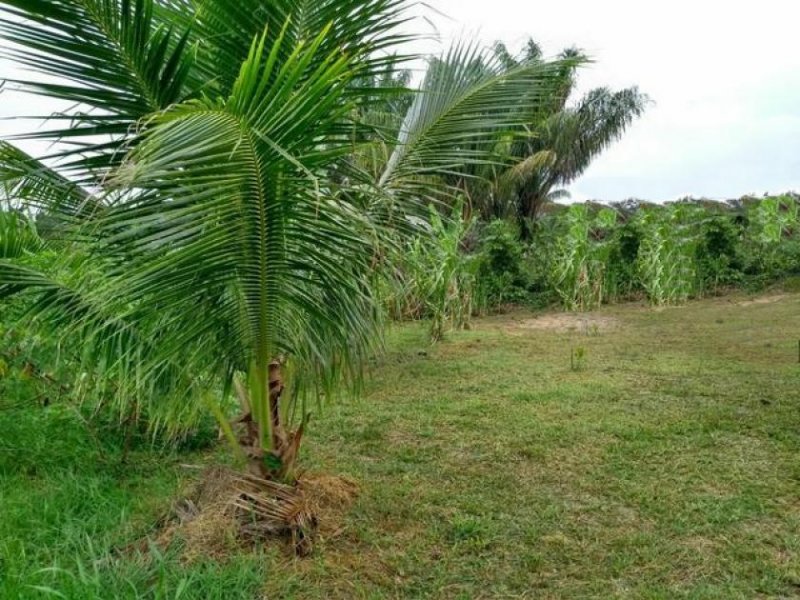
2,0 -> 800,202
418,0 -> 800,202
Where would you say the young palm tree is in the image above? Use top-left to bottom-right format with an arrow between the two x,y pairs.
0,1 -> 567,478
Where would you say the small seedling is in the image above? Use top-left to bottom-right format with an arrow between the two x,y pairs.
571,346 -> 587,371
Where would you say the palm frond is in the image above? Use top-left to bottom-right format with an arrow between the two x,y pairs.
0,142 -> 96,217
96,25 -> 386,414
378,41 -> 577,199
0,258 -> 215,436
494,83 -> 647,229
0,210 -> 42,258
184,0 -> 415,93
0,0 -> 198,178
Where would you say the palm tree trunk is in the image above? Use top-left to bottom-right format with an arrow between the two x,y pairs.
268,360 -> 306,480
268,360 -> 287,453
232,361 -> 304,481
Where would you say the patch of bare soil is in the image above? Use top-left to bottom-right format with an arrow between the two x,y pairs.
737,294 -> 788,307
152,467 -> 358,562
505,313 -> 621,335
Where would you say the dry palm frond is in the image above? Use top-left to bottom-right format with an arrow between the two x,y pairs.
149,467 -> 320,559
230,473 -> 317,556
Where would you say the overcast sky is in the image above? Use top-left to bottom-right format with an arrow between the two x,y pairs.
2,0 -> 799,203
418,0 -> 800,202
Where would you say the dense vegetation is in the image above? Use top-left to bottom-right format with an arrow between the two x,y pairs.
1,0 -> 798,596
385,194 -> 800,339
0,0 -> 567,474
0,0 -> 648,470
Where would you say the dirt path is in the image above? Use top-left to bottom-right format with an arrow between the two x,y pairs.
504,313 -> 621,334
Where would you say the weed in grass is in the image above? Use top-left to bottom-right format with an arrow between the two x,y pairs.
571,346 -> 588,371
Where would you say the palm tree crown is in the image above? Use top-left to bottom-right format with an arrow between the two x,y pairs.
489,40 -> 648,238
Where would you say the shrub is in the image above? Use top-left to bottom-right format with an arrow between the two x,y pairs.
474,220 -> 531,308
697,215 -> 745,291
605,219 -> 643,300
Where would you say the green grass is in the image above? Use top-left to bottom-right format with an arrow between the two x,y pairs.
2,291 -> 800,598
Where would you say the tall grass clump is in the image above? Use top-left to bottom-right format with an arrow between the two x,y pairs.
544,204 -> 618,310
382,205 -> 480,341
635,204 -> 703,305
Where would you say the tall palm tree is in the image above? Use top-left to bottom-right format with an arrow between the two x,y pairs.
489,40 -> 648,238
0,1 -> 567,478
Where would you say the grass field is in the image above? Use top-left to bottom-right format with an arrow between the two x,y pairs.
2,290 -> 800,599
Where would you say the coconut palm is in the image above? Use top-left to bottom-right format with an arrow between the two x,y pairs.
0,0 -> 568,478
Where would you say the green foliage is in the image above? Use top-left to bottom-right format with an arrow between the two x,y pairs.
697,215 -> 745,291
742,195 -> 800,286
474,220 -> 530,307
385,195 -> 800,322
0,211 -> 42,259
483,40 -> 648,234
750,195 -> 798,244
544,204 -> 618,310
0,1 -> 571,459
635,204 -> 703,305
0,238 -> 74,416
604,219 -> 643,300
0,401 -> 245,599
469,195 -> 800,313
383,204 -> 479,341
